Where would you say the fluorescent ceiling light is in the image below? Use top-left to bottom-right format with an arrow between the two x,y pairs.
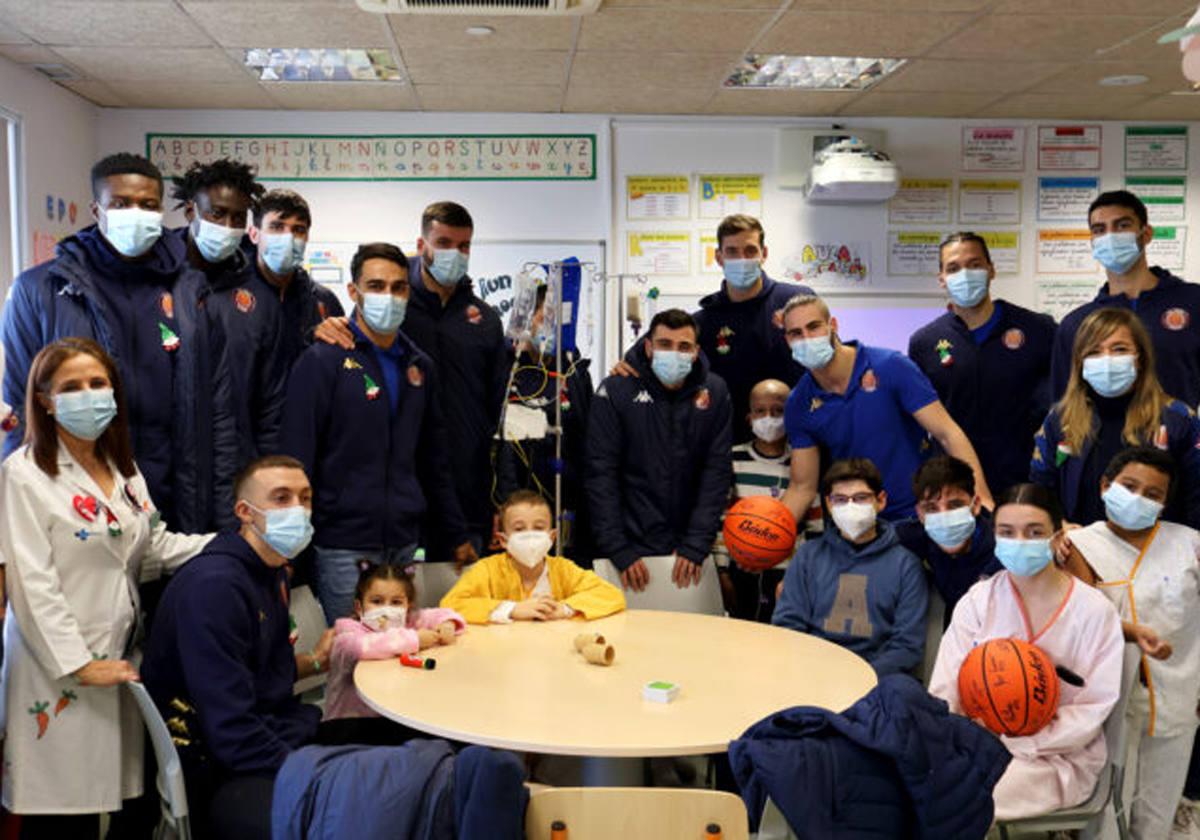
244,48 -> 403,82
724,55 -> 906,91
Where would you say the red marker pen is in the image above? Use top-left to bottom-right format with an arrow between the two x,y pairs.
399,653 -> 436,670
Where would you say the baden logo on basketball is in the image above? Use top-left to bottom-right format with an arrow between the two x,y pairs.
1163,308 -> 1190,331
722,497 -> 797,571
958,638 -> 1060,737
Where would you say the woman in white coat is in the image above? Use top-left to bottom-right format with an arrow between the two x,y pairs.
0,337 -> 213,837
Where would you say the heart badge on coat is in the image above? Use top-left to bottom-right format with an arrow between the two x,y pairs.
72,494 -> 98,522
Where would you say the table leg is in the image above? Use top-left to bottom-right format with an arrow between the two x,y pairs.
580,757 -> 645,787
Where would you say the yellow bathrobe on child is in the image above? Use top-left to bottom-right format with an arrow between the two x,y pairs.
441,553 -> 625,625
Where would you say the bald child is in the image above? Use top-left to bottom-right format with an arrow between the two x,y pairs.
716,378 -> 814,621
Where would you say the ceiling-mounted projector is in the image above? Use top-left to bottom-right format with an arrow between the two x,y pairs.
804,137 -> 900,204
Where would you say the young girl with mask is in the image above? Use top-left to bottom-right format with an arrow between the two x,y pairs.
322,563 -> 464,727
929,483 -> 1124,821
1063,447 -> 1200,838
1031,307 -> 1200,529
440,490 -> 624,624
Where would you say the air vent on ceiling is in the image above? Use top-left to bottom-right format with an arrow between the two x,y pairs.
356,0 -> 599,14
32,63 -> 79,81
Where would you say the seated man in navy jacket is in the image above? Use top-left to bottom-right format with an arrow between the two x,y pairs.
281,243 -> 475,622
142,455 -> 327,840
587,308 -> 733,592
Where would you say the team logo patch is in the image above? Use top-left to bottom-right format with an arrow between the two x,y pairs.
716,326 -> 734,355
861,370 -> 878,393
772,308 -> 785,330
343,358 -> 362,370
407,365 -> 424,387
1,411 -> 18,433
158,322 -> 180,353
1163,308 -> 1190,331
935,338 -> 953,367
159,292 -> 174,319
810,397 -> 823,412
1002,328 -> 1025,350
317,302 -> 328,320
233,288 -> 256,314
694,388 -> 711,410
364,374 -> 381,401
633,390 -> 654,404
1155,424 -> 1169,451
466,305 -> 482,325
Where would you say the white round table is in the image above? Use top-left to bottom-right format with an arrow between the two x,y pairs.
355,609 -> 877,758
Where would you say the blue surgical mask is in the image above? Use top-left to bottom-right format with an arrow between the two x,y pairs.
994,537 -> 1053,578
262,232 -> 305,275
722,259 -> 761,291
1082,354 -> 1137,398
360,292 -> 407,335
101,207 -> 162,258
651,350 -> 694,387
790,335 -> 835,370
1093,232 -> 1142,275
191,217 -> 243,264
428,249 -> 469,287
1102,481 -> 1163,531
246,502 -> 313,560
945,268 -> 989,308
923,506 -> 976,550
53,388 -> 118,441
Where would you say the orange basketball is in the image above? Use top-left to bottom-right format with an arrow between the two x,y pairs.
958,638 -> 1060,737
723,496 -> 798,571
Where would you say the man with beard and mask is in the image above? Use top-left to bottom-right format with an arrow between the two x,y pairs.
167,158 -> 286,465
2,152 -> 234,533
586,309 -> 732,593
1051,190 -> 1200,407
281,243 -> 473,623
315,202 -> 506,563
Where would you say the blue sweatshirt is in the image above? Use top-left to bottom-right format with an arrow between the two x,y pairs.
694,273 -> 813,441
773,520 -> 928,676
894,509 -> 1000,626
908,301 -> 1056,495
587,342 -> 733,571
279,317 -> 467,552
1051,268 -> 1200,407
403,256 -> 509,550
141,531 -> 320,774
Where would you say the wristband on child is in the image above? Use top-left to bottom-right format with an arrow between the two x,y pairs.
310,653 -> 322,673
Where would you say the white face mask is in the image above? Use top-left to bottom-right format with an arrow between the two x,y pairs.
831,502 -> 877,540
751,415 -> 785,443
361,605 -> 408,631
507,530 -> 553,568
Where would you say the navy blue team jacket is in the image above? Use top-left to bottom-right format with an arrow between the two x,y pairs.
279,317 -> 468,553
908,301 -> 1055,495
142,531 -> 320,775
1051,268 -> 1200,407
694,272 -> 813,441
1,225 -> 236,532
586,342 -> 732,571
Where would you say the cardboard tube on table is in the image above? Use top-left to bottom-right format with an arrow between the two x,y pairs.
573,632 -> 605,652
582,642 -> 615,666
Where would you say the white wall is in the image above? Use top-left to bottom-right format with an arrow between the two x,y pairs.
0,56 -> 97,284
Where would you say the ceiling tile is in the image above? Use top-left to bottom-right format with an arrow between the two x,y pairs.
992,0 -> 1194,13
179,2 -> 392,48
0,20 -> 31,44
417,83 -> 563,112
936,14 -> 1167,61
788,0 -> 991,8
57,79 -> 128,107
1091,16 -> 1194,62
875,59 -> 1067,93
569,51 -> 739,89
578,8 -> 773,52
975,91 -> 1154,119
102,80 -> 278,108
0,1 -> 207,46
599,0 -> 783,8
704,88 -> 859,115
53,46 -> 247,82
754,10 -> 973,57
0,44 -> 63,64
387,14 -> 576,51
402,48 -> 567,86
565,84 -> 714,114
1125,93 -> 1200,120
263,81 -> 416,110
1030,60 -> 1190,95
838,90 -> 1000,117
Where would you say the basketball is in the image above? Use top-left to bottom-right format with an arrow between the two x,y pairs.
723,497 -> 798,571
958,638 -> 1060,737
